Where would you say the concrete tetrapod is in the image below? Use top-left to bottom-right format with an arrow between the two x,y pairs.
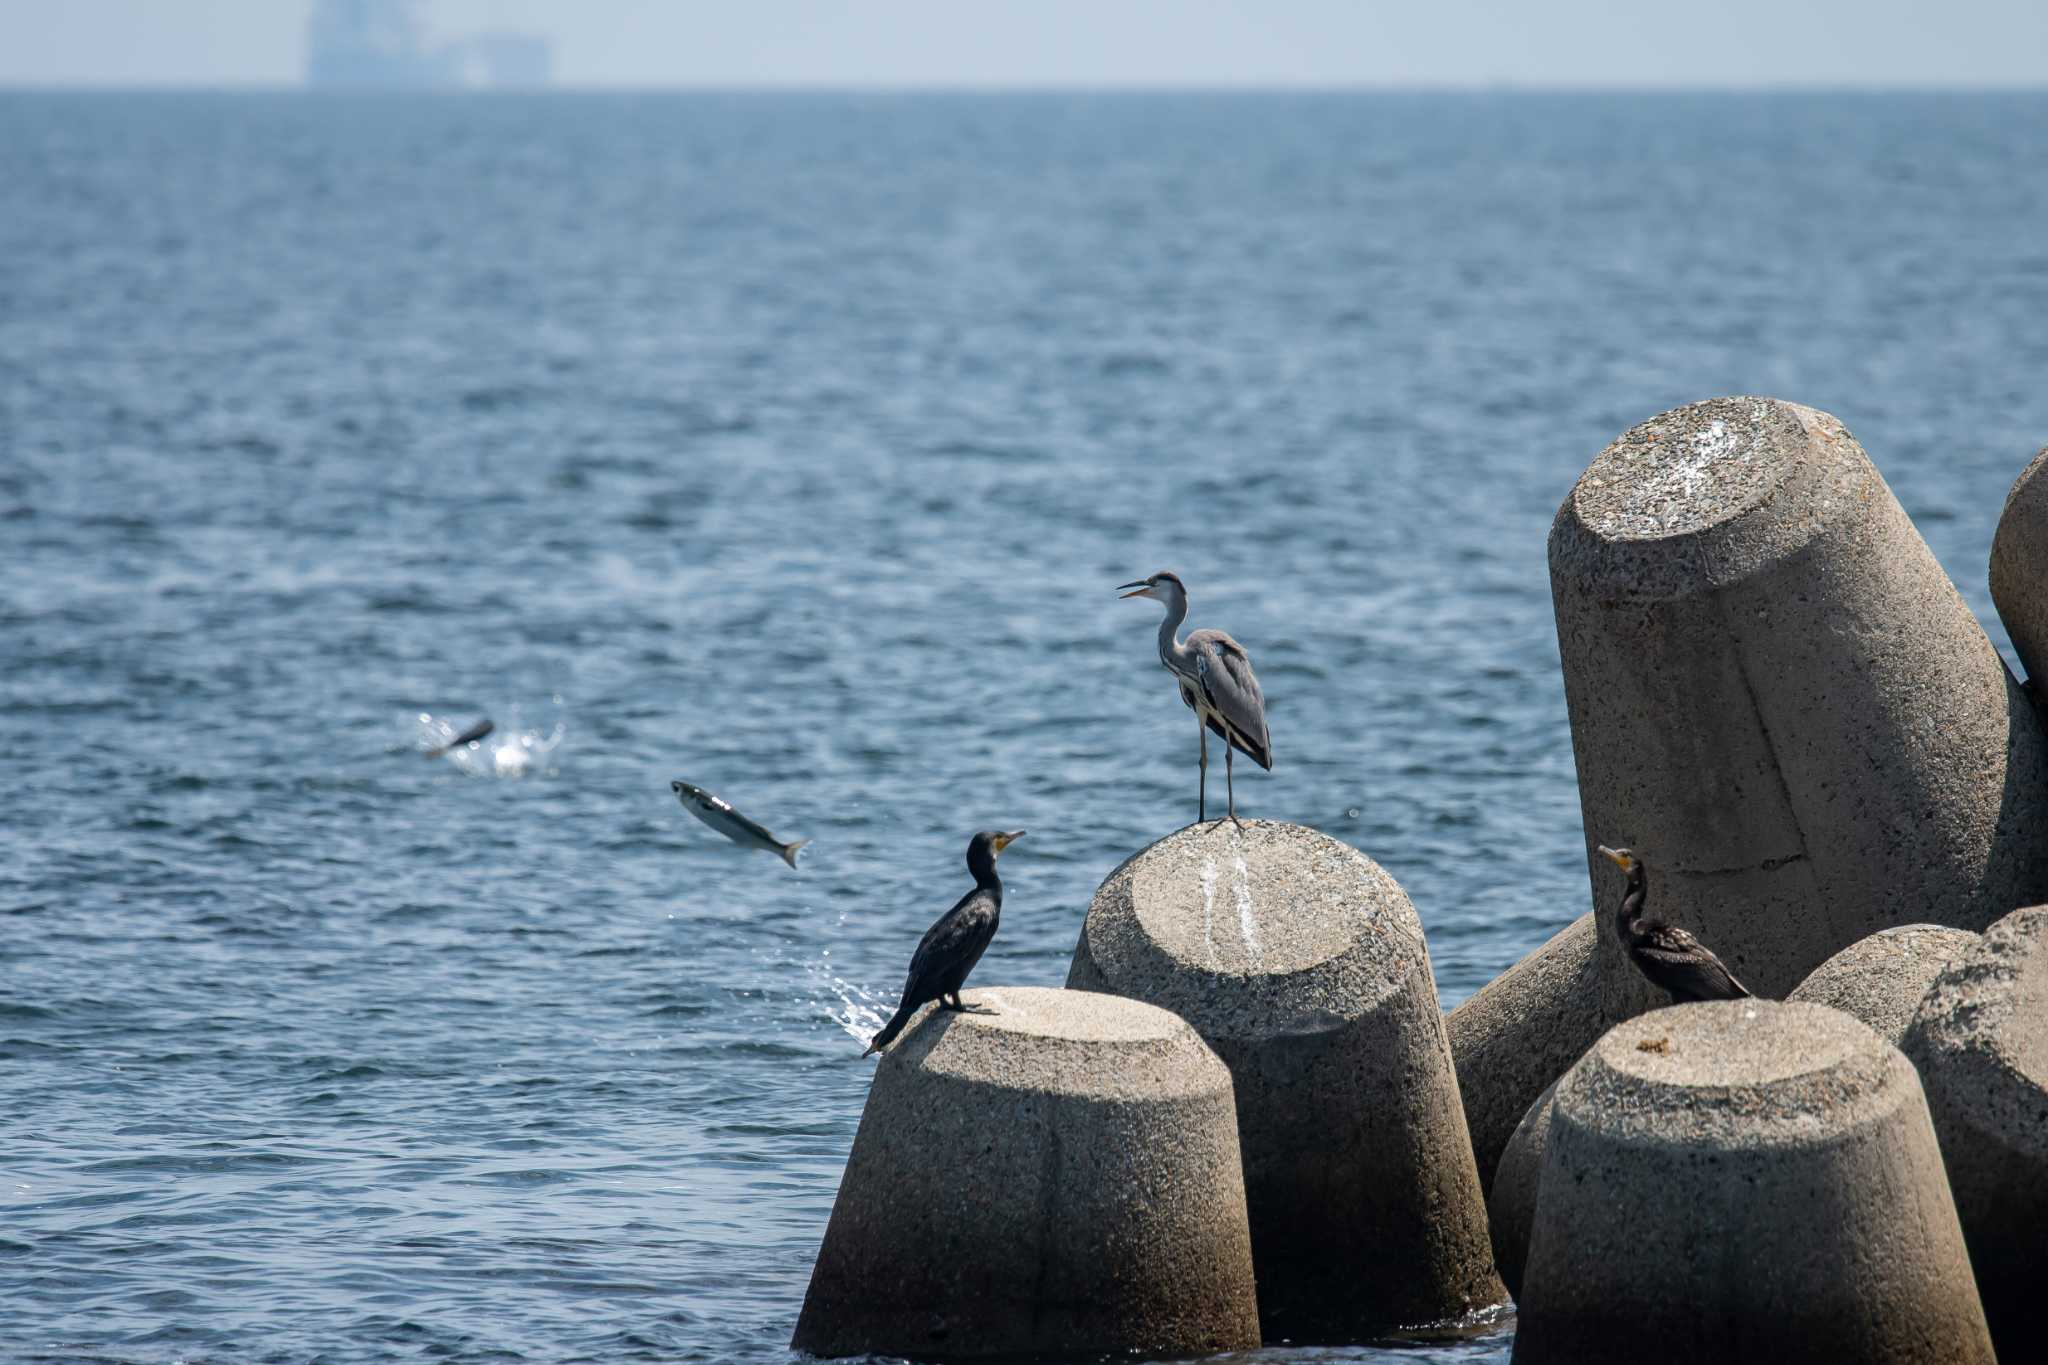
1445,911 -> 1606,1192
1552,397 -> 2048,1021
1485,1079 -> 1557,1302
1989,444 -> 2048,686
1496,925 -> 1980,1305
1067,820 -> 1504,1342
1788,923 -> 1980,1046
1515,1001 -> 1992,1365
792,986 -> 1260,1361
1463,400 -> 2048,1209
1904,904 -> 2048,1353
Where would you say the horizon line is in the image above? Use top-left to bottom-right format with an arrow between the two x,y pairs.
3,79 -> 2047,96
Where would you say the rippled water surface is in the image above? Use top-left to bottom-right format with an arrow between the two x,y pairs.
5,92 -> 2047,1364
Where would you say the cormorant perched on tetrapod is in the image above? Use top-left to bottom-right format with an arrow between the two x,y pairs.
1598,845 -> 1752,1002
864,830 -> 1024,1057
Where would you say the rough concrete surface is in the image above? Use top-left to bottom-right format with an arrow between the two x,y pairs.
1788,922 -> 1980,1045
1551,397 -> 2048,1020
1904,904 -> 2048,1353
1445,911 -> 1607,1192
1515,1000 -> 1992,1364
1989,444 -> 2048,686
1485,1078 -> 1557,1302
792,985 -> 1260,1360
1069,820 -> 1504,1341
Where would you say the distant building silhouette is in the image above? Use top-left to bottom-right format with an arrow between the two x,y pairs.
307,0 -> 552,90
306,0 -> 446,88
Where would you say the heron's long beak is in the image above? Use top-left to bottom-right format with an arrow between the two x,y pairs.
1117,580 -> 1152,599
1597,845 -> 1632,871
994,830 -> 1025,852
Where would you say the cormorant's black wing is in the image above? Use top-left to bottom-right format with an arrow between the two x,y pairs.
865,887 -> 1002,1057
1188,630 -> 1272,770
1637,923 -> 1750,1001
900,888 -> 998,1001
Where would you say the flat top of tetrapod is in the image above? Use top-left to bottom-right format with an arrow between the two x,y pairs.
1789,923 -> 1981,1046
1570,396 -> 1812,541
895,985 -> 1235,1101
938,985 -> 1189,1045
1124,820 -> 1421,978
1076,821 -> 1432,1036
1601,999 -> 1881,1088
1910,905 -> 2048,1115
1560,1000 -> 1910,1145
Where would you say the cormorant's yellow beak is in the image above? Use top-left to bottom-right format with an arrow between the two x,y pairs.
1597,845 -> 1634,872
1117,580 -> 1152,599
994,831 -> 1024,853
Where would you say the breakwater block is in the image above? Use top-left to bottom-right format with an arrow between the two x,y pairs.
1445,911 -> 1606,1191
1904,904 -> 2048,1352
791,985 -> 1260,1361
1515,1001 -> 1992,1365
1485,1079 -> 1557,1302
1789,923 -> 1980,1045
1989,444 -> 2048,686
1551,397 -> 2048,1019
1067,820 -> 1504,1340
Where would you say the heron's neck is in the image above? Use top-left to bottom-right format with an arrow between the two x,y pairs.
1156,593 -> 1189,669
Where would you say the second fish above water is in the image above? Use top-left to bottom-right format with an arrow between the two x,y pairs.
671,780 -> 811,870
426,717 -> 494,760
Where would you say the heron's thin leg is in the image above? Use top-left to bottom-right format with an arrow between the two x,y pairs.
1198,718 -> 1209,824
1227,745 -> 1245,830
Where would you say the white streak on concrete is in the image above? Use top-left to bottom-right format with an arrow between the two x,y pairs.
1200,856 -> 1218,966
1233,855 -> 1259,963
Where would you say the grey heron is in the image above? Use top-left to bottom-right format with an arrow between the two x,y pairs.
864,830 -> 1024,1057
1118,571 -> 1272,828
1597,846 -> 1752,1002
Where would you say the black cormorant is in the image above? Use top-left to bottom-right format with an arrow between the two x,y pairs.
1598,845 -> 1752,1002
864,830 -> 1024,1057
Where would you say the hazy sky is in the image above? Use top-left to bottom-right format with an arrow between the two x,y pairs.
2,0 -> 2045,88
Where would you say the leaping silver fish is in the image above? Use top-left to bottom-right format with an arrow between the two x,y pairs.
670,780 -> 809,870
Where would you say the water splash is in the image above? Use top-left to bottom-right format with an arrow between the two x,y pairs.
806,954 -> 889,1044
414,711 -> 566,779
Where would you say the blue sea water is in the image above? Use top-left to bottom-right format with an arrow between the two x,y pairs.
3,91 -> 2046,1364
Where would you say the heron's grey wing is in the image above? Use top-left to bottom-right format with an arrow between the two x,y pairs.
1190,631 -> 1272,769
1639,925 -> 1750,1000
